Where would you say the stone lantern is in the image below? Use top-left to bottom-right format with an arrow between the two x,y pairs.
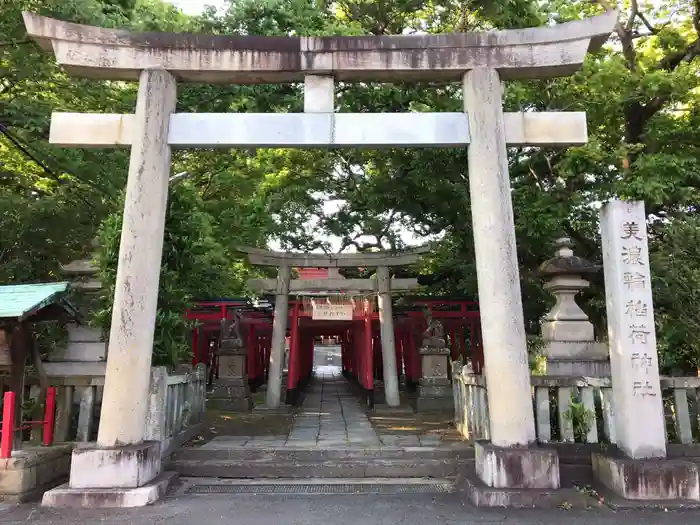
49,240 -> 107,373
538,237 -> 610,376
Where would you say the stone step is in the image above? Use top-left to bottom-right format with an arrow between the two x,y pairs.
172,446 -> 472,462
179,477 -> 455,495
169,458 -> 472,479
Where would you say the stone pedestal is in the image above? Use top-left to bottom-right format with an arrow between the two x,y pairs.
538,237 -> 609,376
544,341 -> 610,376
461,442 -> 563,508
209,331 -> 252,412
416,345 -> 453,412
592,450 -> 699,501
475,442 -> 560,489
0,445 -> 72,503
41,442 -> 176,508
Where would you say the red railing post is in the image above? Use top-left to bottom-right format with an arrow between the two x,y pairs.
1,391 -> 16,459
43,387 -> 57,447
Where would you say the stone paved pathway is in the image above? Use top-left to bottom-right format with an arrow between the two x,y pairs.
286,366 -> 381,448
198,365 -> 467,450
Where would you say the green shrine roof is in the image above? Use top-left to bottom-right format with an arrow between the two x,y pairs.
0,282 -> 72,321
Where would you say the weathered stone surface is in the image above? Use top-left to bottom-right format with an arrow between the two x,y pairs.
51,112 -> 589,149
377,266 -> 400,407
539,238 -> 610,376
242,245 -> 431,268
23,11 -> 617,82
546,359 -> 611,377
420,353 -> 450,379
97,68 -> 176,447
0,445 -> 72,503
69,442 -> 161,489
42,362 -> 106,376
266,265 -> 290,408
544,340 -> 608,359
416,395 -> 454,412
592,452 -> 700,501
42,471 -> 177,508
304,75 -> 334,113
475,442 -> 560,489
463,67 -> 536,448
600,201 -> 666,459
460,469 -> 584,508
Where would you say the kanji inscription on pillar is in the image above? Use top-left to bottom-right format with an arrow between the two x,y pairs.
600,200 -> 666,459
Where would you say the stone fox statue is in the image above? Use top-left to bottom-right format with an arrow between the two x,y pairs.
220,309 -> 244,346
422,307 -> 446,348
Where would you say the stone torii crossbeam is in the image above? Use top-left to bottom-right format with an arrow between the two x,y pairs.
23,11 -> 613,150
22,10 -> 616,508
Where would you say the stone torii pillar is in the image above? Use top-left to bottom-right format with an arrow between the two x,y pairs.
266,265 -> 291,408
55,68 -> 177,506
462,67 -> 559,494
376,266 -> 400,407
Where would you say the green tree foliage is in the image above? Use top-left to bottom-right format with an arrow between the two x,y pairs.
94,184 -> 238,366
3,0 -> 700,372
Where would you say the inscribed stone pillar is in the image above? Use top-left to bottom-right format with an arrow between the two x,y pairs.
600,200 -> 665,459
376,266 -> 400,407
97,69 -> 176,447
463,68 -> 536,447
266,265 -> 291,408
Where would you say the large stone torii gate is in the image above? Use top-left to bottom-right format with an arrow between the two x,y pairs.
22,10 -> 616,506
240,245 -> 428,408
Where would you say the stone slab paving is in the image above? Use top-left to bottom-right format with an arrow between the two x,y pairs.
277,366 -> 379,448
198,366 -> 468,451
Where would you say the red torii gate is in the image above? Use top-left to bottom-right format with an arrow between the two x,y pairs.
185,297 -> 482,405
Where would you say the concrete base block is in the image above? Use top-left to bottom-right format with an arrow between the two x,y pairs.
0,445 -> 73,503
416,396 -> 454,412
460,469 -> 580,508
592,451 -> 700,501
416,381 -> 453,412
42,471 -> 177,508
69,442 -> 161,489
546,359 -> 610,376
209,375 -> 252,412
475,441 -> 560,489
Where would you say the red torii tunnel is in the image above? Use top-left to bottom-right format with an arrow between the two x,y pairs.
186,298 -> 483,406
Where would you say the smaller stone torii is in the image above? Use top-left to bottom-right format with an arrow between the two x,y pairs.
240,246 -> 428,408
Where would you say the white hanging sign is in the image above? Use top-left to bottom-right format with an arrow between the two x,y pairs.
311,303 -> 354,321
